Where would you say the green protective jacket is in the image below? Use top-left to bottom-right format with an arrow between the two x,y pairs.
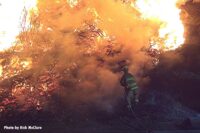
120,73 -> 138,91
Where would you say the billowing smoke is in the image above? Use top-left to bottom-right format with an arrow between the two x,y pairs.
5,0 -> 157,111
1,0 -> 189,114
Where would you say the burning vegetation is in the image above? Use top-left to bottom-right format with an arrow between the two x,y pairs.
1,0 -> 199,121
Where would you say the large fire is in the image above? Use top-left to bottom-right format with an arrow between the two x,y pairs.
134,0 -> 185,51
0,0 -> 37,51
0,0 -> 185,52
0,0 -> 187,114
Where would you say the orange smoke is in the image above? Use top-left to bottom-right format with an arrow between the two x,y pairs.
0,0 -> 187,112
0,0 -> 186,51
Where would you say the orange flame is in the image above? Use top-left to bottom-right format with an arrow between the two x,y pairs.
0,0 -> 38,51
134,0 -> 185,51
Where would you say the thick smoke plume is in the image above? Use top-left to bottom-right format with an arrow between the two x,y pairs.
0,0 -> 180,113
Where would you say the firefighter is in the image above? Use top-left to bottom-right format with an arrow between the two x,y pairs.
120,66 -> 139,110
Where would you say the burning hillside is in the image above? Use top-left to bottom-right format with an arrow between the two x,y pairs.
1,0 -> 200,130
0,0 -> 187,114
